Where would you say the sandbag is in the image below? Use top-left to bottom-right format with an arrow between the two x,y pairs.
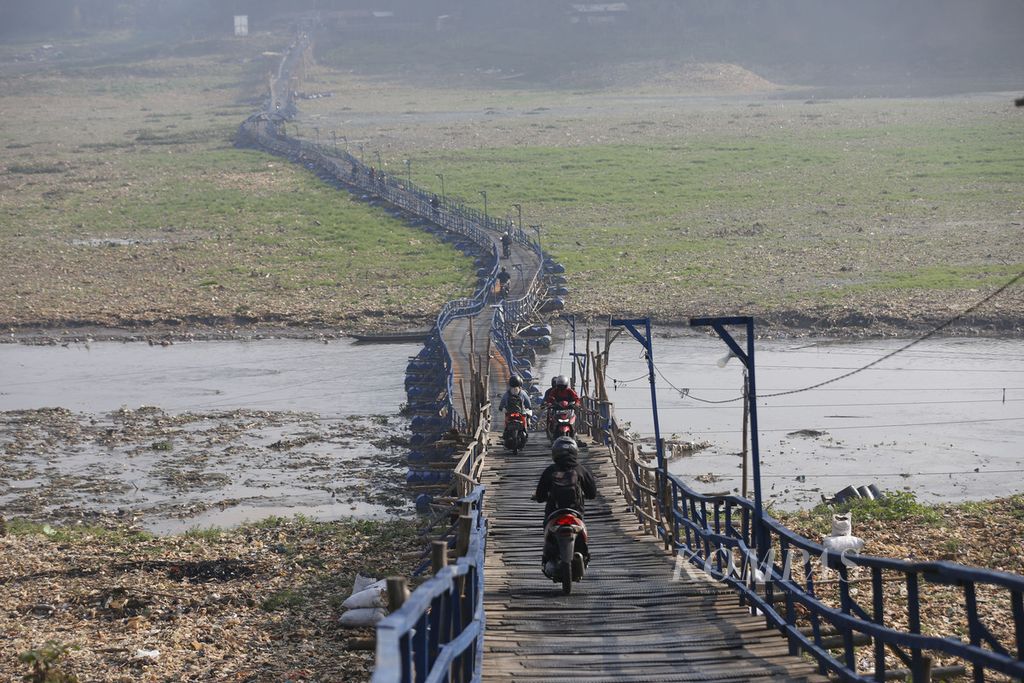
352,574 -> 379,594
339,607 -> 388,628
342,580 -> 388,610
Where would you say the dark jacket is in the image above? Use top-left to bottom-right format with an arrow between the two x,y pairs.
534,449 -> 597,521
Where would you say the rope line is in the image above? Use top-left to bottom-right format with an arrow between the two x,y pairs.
677,270 -> 1024,404
613,396 -> 1023,411
635,415 -> 1023,435
716,469 -> 1024,480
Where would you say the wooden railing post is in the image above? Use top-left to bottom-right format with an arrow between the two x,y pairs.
387,576 -> 409,613
432,540 -> 449,575
658,445 -> 673,552
456,514 -> 472,557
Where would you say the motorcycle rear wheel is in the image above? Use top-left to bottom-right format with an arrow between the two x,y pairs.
560,561 -> 572,594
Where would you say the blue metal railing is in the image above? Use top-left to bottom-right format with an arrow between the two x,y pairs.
373,487 -> 487,683
662,474 -> 1024,681
579,394 -> 1024,682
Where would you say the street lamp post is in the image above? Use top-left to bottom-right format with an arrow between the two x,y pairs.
404,159 -> 411,186
479,190 -> 488,226
529,224 -> 542,253
357,143 -> 364,163
435,173 -> 445,200
330,130 -> 337,152
375,150 -> 383,169
314,126 -> 320,145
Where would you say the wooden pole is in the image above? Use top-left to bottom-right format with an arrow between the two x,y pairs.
456,515 -> 473,557
431,540 -> 448,574
386,577 -> 408,613
921,655 -> 933,683
583,328 -> 592,397
658,437 -> 672,551
459,379 -> 470,433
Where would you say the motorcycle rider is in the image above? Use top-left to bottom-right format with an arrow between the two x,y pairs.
542,375 -> 579,408
500,231 -> 512,259
498,375 -> 531,415
496,267 -> 511,298
533,436 -> 597,576
542,376 -> 579,436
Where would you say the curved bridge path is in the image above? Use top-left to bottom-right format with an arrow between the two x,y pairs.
479,435 -> 828,682
443,237 -> 540,425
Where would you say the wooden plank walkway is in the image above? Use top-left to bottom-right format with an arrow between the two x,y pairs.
443,237 -> 538,424
479,433 -> 829,682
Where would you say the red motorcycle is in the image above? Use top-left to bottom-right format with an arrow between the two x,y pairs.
543,508 -> 588,594
546,400 -> 576,442
502,410 -> 530,454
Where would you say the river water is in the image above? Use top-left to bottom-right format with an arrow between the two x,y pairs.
2,334 -> 1021,534
1,338 -> 414,415
535,333 -> 1024,509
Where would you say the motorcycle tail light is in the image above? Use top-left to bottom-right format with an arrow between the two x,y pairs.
554,514 -> 579,526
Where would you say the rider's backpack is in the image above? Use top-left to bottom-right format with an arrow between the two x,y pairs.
505,392 -> 524,415
549,467 -> 583,511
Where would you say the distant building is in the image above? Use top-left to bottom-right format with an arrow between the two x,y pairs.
324,10 -> 400,31
234,15 -> 248,37
569,3 -> 629,25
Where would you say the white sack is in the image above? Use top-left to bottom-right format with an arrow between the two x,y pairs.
339,607 -> 388,628
342,580 -> 388,610
352,574 -> 379,593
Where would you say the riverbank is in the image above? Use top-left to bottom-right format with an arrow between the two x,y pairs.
3,295 -> 1022,348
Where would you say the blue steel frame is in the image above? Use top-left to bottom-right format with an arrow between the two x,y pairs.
689,316 -> 767,565
660,478 -> 1024,681
610,318 -> 666,471
580,316 -> 1024,681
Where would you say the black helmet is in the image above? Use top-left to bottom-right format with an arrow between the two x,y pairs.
554,375 -> 569,388
551,436 -> 578,462
509,375 -> 522,388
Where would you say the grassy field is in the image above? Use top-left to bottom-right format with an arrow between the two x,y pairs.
2,28 -> 1022,335
298,60 -> 1023,331
425,120 -> 1022,317
0,32 -> 475,334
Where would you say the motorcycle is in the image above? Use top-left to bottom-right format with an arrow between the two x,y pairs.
494,279 -> 510,300
546,400 -> 576,442
502,409 -> 530,454
502,240 -> 511,259
542,508 -> 588,594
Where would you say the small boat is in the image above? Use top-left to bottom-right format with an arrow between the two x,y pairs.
351,330 -> 433,344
